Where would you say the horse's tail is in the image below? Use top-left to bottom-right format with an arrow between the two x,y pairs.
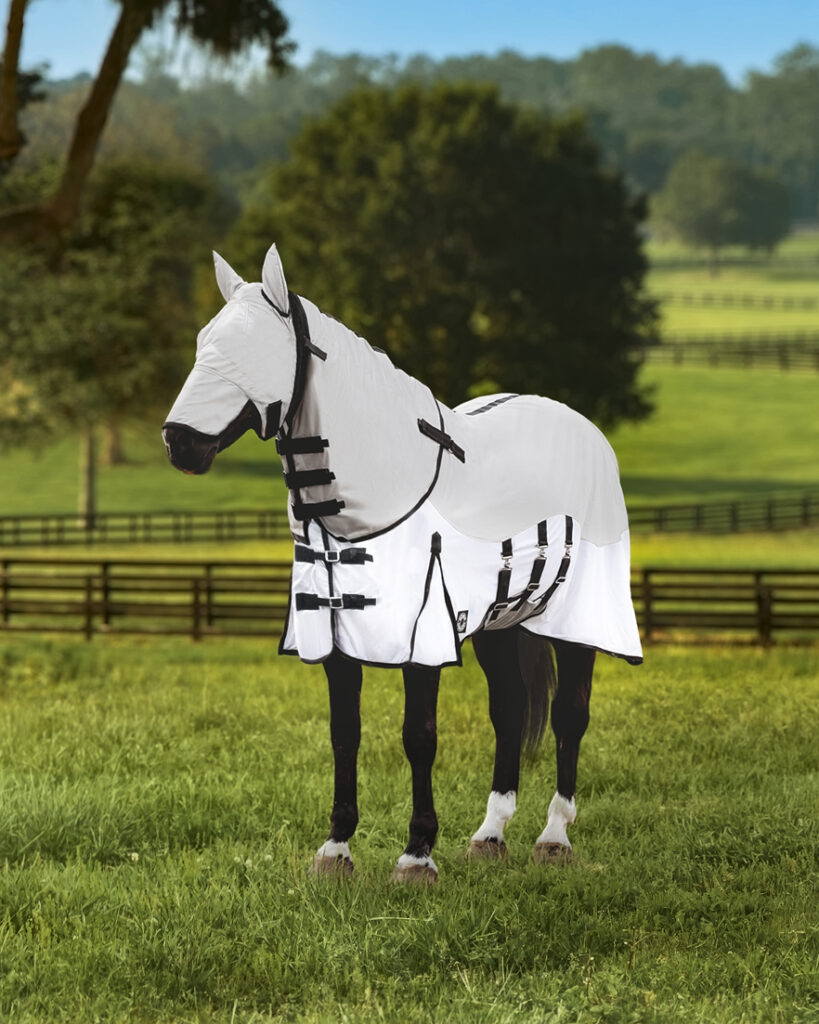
517,629 -> 557,757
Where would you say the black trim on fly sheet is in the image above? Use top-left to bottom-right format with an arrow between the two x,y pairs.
465,394 -> 520,415
320,397 -> 448,545
407,532 -> 461,666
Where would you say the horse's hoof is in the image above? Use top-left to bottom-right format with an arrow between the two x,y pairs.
467,838 -> 508,860
309,854 -> 354,878
389,863 -> 438,884
533,842 -> 573,864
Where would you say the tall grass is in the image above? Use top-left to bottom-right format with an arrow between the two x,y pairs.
0,638 -> 816,1022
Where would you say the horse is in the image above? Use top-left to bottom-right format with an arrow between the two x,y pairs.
162,244 -> 642,882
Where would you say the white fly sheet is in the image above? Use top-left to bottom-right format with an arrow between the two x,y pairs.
166,246 -> 643,668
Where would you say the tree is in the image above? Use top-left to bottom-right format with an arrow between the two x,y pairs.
652,149 -> 790,271
0,159 -> 234,523
232,83 -> 657,425
0,0 -> 291,245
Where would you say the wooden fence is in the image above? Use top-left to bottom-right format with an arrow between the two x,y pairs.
0,508 -> 289,548
647,337 -> 819,370
628,493 -> 819,533
658,291 -> 819,310
0,558 -> 292,640
634,567 -> 819,646
0,557 -> 816,647
1,492 -> 816,549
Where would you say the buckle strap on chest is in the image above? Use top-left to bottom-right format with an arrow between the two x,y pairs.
292,498 -> 346,521
284,468 -> 335,490
417,418 -> 466,462
276,436 -> 329,456
295,544 -> 372,565
295,592 -> 376,611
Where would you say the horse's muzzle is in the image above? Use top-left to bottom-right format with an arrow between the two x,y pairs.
162,423 -> 219,475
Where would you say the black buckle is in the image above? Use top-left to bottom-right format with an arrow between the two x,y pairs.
328,596 -> 343,609
325,550 -> 340,563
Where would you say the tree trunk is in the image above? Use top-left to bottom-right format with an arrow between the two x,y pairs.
78,427 -> 97,533
0,1 -> 149,245
102,415 -> 127,466
0,0 -> 27,164
44,2 -> 150,234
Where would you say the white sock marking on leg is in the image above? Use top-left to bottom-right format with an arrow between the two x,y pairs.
536,792 -> 576,848
315,839 -> 352,861
396,852 -> 438,873
471,790 -> 517,843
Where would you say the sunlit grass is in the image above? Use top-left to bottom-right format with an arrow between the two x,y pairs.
0,638 -> 816,1022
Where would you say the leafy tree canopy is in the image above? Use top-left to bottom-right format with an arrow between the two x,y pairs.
0,158 -> 234,445
232,83 -> 657,426
652,149 -> 790,264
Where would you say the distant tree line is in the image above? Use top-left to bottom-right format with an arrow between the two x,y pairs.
14,43 -> 817,221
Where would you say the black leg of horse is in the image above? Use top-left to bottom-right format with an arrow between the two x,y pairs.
468,628 -> 527,859
534,638 -> 595,863
310,650 -> 362,877
390,664 -> 441,883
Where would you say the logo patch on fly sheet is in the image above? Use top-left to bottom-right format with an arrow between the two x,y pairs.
456,610 -> 468,634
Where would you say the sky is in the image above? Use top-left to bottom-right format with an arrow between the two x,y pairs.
16,0 -> 819,84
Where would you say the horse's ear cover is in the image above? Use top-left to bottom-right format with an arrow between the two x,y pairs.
262,243 -> 290,316
213,251 -> 245,302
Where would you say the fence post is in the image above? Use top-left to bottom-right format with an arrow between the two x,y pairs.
191,579 -> 202,641
755,573 -> 773,647
84,575 -> 94,641
205,564 -> 214,627
101,562 -> 111,627
1,559 -> 9,625
642,569 -> 653,642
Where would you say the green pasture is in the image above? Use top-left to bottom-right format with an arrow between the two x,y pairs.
0,638 -> 816,1022
645,230 -> 819,268
647,234 -> 819,337
0,365 -> 816,520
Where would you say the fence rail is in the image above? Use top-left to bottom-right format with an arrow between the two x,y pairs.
0,493 -> 817,550
634,567 -> 819,646
0,509 -> 290,548
628,493 -> 819,533
647,338 -> 819,370
657,291 -> 819,310
0,557 -> 816,646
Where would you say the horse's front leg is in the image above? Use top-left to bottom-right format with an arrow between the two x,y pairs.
534,638 -> 595,863
390,665 -> 441,883
311,650 -> 362,877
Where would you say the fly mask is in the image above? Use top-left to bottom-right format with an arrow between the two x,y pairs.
162,245 -> 303,474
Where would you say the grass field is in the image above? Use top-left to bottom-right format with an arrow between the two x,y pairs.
647,233 -> 819,338
0,637 -> 816,1023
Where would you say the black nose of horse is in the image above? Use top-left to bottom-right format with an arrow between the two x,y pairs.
162,423 -> 219,475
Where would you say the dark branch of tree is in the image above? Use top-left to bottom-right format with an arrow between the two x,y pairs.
0,0 -> 28,163
44,3 -> 152,235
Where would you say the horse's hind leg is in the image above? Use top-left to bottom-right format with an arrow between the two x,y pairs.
534,639 -> 595,864
468,628 -> 527,859
311,650 -> 362,878
391,665 -> 440,883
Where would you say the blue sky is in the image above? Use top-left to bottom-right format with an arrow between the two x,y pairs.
18,0 -> 819,84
